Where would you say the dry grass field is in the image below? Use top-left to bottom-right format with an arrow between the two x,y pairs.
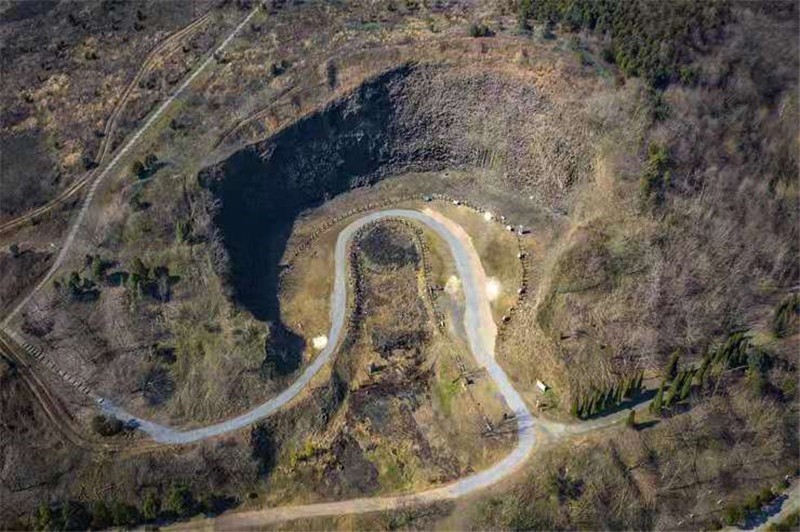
0,0 -> 797,529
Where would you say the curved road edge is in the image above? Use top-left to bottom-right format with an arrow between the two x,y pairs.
96,208 -> 537,525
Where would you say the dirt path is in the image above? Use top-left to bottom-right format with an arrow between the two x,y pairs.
0,9 -> 214,237
1,5 -> 261,327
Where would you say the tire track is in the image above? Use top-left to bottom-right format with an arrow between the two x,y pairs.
1,5 -> 262,327
0,8 -> 215,236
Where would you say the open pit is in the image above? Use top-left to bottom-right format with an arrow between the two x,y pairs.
201,63 -> 582,343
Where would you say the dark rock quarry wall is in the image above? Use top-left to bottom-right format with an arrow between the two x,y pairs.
200,63 -> 547,323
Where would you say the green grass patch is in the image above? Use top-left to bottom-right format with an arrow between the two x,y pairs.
434,376 -> 460,417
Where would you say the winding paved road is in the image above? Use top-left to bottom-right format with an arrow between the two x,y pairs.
5,204 -> 655,526
126,207 -> 537,528
101,209 -> 535,451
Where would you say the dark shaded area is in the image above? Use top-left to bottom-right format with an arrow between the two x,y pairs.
138,365 -> 175,406
359,224 -> 419,269
200,494 -> 238,518
0,247 -> 53,315
201,65 -> 454,324
259,321 -> 304,380
249,423 -> 277,476
0,131 -> 59,217
322,434 -> 379,495
0,0 -> 57,24
371,328 -> 429,358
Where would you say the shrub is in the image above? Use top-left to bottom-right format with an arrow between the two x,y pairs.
468,22 -> 491,37
131,154 -> 159,180
640,143 -> 671,208
131,160 -> 145,179
111,500 -> 139,528
724,505 -> 745,526
773,294 -> 799,338
664,350 -> 680,380
175,220 -> 190,244
91,414 -> 124,437
679,369 -> 694,401
90,501 -> 113,530
34,502 -> 53,531
142,491 -> 160,522
129,257 -> 149,280
270,59 -> 290,76
164,482 -> 195,518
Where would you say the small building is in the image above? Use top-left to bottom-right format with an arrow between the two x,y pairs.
536,380 -> 549,393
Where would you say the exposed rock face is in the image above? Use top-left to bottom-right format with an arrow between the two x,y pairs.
202,63 -> 581,321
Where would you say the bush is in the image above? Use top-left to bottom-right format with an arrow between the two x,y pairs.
61,271 -> 99,301
724,505 -> 745,526
111,500 -> 139,528
773,294 -> 799,338
141,491 -> 160,522
164,482 -> 195,518
468,22 -> 491,37
131,154 -> 160,180
131,160 -> 145,179
91,414 -> 124,437
90,501 -> 112,530
640,143 -> 670,208
34,502 -> 53,531
270,59 -> 290,76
